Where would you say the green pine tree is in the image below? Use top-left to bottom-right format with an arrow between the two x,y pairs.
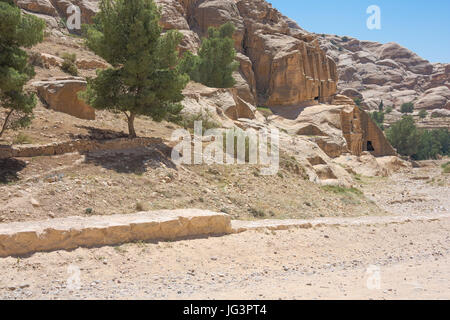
0,0 -> 45,138
81,0 -> 189,137
180,22 -> 239,88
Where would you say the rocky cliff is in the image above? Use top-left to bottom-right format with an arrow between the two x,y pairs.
318,35 -> 450,112
16,0 -> 338,109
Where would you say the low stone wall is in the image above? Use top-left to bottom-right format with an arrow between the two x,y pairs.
0,209 -> 232,257
0,137 -> 163,159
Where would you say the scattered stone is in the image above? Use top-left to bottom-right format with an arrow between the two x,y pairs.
30,198 -> 40,207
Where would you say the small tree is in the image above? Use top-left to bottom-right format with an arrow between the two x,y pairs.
386,116 -> 420,157
378,100 -> 384,112
180,22 -> 239,88
0,0 -> 45,138
61,53 -> 78,76
400,102 -> 414,114
82,0 -> 189,137
353,98 -> 362,107
416,129 -> 442,160
370,110 -> 385,130
418,109 -> 428,119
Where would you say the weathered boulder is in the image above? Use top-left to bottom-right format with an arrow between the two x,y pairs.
181,82 -> 255,124
32,77 -> 95,120
157,0 -> 190,30
40,52 -> 64,67
192,0 -> 245,50
270,98 -> 396,158
177,29 -> 201,54
334,153 -> 389,177
16,0 -> 58,16
52,0 -> 99,25
341,88 -> 363,101
334,153 -> 411,177
431,109 -> 450,118
16,0 -> 99,25
415,86 -> 450,110
75,58 -> 108,70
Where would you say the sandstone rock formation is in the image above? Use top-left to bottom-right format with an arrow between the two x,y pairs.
75,58 -> 108,70
334,153 -> 411,177
16,0 -> 58,16
318,35 -> 450,115
17,0 -> 402,168
270,96 -> 396,158
17,0 -> 338,111
32,77 -> 96,120
153,0 -> 339,108
181,82 -> 255,123
39,52 -> 64,67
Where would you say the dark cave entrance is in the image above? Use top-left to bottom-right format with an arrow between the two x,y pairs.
367,141 -> 375,152
314,87 -> 321,102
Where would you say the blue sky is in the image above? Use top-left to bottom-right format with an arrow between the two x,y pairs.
269,0 -> 450,63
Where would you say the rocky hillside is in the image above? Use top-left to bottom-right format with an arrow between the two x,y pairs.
318,34 -> 450,114
16,0 -> 338,110
6,0 -> 414,187
18,0 -> 449,118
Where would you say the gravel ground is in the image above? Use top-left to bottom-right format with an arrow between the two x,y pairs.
1,216 -> 449,300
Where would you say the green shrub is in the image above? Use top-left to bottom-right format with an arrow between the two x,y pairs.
321,185 -> 363,196
442,162 -> 450,174
370,110 -> 385,130
60,52 -> 78,76
431,112 -> 442,118
418,109 -> 428,119
385,106 -> 393,114
28,51 -> 44,67
386,116 -> 420,157
387,116 -> 450,160
13,133 -> 33,144
222,127 -> 253,163
257,106 -> 273,119
176,109 -> 220,133
400,102 -> 414,114
248,207 -> 265,218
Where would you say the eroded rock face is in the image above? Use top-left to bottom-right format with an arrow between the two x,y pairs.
236,0 -> 337,107
334,153 -> 411,177
339,103 -> 397,157
319,35 -> 450,115
181,82 -> 255,124
270,96 -> 397,158
154,0 -> 338,109
16,0 -> 58,16
19,0 -> 338,117
32,77 -> 96,120
415,86 -> 450,110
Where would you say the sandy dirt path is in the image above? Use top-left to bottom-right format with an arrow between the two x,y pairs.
1,216 -> 449,299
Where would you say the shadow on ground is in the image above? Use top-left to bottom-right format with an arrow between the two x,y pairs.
0,158 -> 27,184
71,125 -> 129,140
82,142 -> 177,174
